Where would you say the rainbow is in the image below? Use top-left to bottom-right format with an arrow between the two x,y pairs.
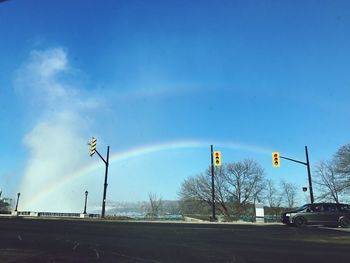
22,139 -> 271,209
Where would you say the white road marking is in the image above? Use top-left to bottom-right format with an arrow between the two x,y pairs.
111,251 -> 161,262
183,227 -> 254,231
318,226 -> 350,232
93,248 -> 100,259
72,242 -> 80,251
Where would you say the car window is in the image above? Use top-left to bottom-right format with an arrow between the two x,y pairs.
311,204 -> 325,212
323,204 -> 338,213
295,204 -> 309,212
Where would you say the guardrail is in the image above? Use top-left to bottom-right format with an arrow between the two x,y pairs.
9,211 -> 100,218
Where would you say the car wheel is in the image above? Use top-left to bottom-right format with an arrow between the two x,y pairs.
339,217 -> 350,228
294,216 -> 306,227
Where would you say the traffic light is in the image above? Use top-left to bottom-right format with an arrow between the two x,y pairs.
213,151 -> 222,166
90,137 -> 97,157
272,152 -> 280,167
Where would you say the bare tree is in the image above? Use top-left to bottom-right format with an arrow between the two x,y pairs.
162,200 -> 180,215
147,192 -> 163,218
314,161 -> 344,203
334,144 -> 350,190
265,179 -> 282,208
223,159 -> 265,218
178,159 -> 266,219
280,180 -> 297,209
178,173 -> 212,205
214,166 -> 233,217
262,179 -> 282,219
178,167 -> 230,217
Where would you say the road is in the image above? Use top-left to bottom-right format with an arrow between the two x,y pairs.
0,218 -> 349,262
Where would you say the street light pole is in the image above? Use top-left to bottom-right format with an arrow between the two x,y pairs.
15,192 -> 20,212
83,190 -> 88,214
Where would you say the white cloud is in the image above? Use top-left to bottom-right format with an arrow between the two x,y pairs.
15,48 -> 95,212
14,48 -> 74,106
30,48 -> 68,78
19,112 -> 89,211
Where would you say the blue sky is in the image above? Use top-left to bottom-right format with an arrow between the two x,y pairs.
1,0 -> 350,211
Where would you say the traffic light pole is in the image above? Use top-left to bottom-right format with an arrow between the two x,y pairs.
210,145 -> 217,222
14,192 -> 20,212
305,146 -> 314,204
95,146 -> 110,218
280,145 -> 314,204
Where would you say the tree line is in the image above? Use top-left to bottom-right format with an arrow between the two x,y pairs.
178,143 -> 350,219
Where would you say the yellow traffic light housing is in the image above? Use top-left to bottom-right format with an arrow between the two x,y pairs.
213,151 -> 222,166
90,137 -> 97,157
272,152 -> 280,167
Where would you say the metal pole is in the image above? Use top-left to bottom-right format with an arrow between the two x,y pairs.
101,146 -> 110,218
305,146 -> 314,204
15,192 -> 20,212
210,145 -> 216,221
84,191 -> 88,214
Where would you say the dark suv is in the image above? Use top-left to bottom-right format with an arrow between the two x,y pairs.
281,203 -> 350,227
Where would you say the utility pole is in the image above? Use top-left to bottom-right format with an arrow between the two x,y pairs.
279,145 -> 314,204
210,145 -> 217,222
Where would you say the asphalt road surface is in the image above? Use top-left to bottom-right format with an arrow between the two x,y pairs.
0,218 -> 349,262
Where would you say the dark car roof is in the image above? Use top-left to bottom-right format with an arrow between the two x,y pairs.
305,203 -> 349,206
